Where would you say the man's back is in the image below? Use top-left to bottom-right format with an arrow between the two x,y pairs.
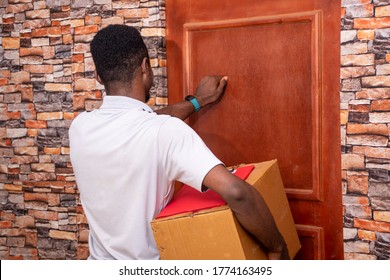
70,96 -> 222,259
70,96 -> 172,259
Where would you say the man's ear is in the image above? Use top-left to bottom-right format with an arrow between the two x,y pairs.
141,57 -> 150,74
95,70 -> 103,85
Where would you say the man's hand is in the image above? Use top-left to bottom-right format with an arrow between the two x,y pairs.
155,75 -> 228,120
194,76 -> 228,107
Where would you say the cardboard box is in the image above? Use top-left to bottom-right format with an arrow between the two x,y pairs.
150,160 -> 301,259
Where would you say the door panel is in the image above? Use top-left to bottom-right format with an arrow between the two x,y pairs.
166,0 -> 342,259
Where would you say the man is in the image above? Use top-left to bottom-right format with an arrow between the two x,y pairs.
69,24 -> 288,260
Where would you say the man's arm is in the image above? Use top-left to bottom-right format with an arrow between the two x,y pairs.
203,164 -> 289,260
155,76 -> 228,120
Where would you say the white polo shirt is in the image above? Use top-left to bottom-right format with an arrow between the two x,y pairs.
69,96 -> 222,259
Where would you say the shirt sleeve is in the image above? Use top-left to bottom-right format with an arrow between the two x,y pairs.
157,117 -> 223,192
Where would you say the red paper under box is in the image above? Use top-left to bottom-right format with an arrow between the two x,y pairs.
150,160 -> 301,260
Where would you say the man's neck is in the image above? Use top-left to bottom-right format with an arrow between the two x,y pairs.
104,80 -> 146,102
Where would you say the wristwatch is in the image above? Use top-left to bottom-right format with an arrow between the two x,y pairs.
185,95 -> 201,112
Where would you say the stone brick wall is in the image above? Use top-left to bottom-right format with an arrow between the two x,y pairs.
1,0 -> 390,260
0,0 -> 166,259
341,0 -> 390,260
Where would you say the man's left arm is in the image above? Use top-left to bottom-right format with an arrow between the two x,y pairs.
154,76 -> 228,121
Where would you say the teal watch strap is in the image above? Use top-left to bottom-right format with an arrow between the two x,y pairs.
185,95 -> 201,112
189,98 -> 201,112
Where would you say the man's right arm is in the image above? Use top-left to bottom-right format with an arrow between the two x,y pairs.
202,164 -> 289,260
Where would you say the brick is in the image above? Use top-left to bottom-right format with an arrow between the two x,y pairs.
370,112 -> 390,123
31,27 -> 62,37
26,9 -> 50,19
74,25 -> 98,35
37,112 -> 63,120
371,197 -> 390,211
24,192 -> 48,202
358,229 -> 376,241
74,78 -> 97,91
343,195 -> 370,206
354,17 -> 390,29
342,154 -> 364,169
47,193 -> 60,206
79,229 -> 89,243
2,37 -> 20,49
28,210 -> 58,220
12,138 -> 35,147
72,63 -> 85,73
14,215 -> 35,228
5,3 -> 33,13
341,42 -> 368,56
341,0 -> 372,6
344,228 -> 358,240
141,28 -> 166,37
44,147 -> 61,155
362,76 -> 390,87
376,64 -> 390,75
357,30 -> 375,41
23,19 -> 51,30
372,100 -> 390,111
374,211 -> 390,222
344,240 -> 370,253
49,229 -> 77,240
355,218 -> 390,233
376,5 -> 390,17
14,147 -> 38,156
28,172 -> 57,181
345,205 -> 372,219
387,54 -> 390,62
9,247 -> 38,257
6,128 -> 28,138
77,244 -> 89,260
341,78 -> 361,91
356,88 -> 390,99
0,78 -> 9,85
31,163 -> 55,173
7,236 -> 26,247
354,146 -> 390,159
31,38 -> 50,47
346,4 -> 374,18
23,65 -> 53,74
347,135 -> 389,147
341,54 -> 375,66
61,147 -> 70,155
25,120 -> 47,129
72,54 -> 84,63
347,123 -> 388,136
101,16 -> 124,27
116,8 -> 149,18
4,184 -> 23,192
340,66 -> 375,79
19,47 -> 43,57
369,181 -> 390,197
10,71 -> 30,84
347,171 -> 368,194
0,221 -> 12,228
85,15 -> 101,25
0,70 -> 11,78
44,83 -> 72,92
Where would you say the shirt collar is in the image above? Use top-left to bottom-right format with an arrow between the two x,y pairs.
100,96 -> 153,113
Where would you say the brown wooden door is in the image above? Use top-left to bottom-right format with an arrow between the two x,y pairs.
166,0 -> 343,259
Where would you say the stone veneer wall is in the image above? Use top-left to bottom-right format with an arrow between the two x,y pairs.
341,0 -> 390,260
1,0 -> 390,260
0,0 -> 167,259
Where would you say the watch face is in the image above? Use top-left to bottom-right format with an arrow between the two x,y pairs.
185,95 -> 195,101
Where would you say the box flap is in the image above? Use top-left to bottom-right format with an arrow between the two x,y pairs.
156,165 -> 254,219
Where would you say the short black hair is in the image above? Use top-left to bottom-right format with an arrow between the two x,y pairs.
90,24 -> 149,85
